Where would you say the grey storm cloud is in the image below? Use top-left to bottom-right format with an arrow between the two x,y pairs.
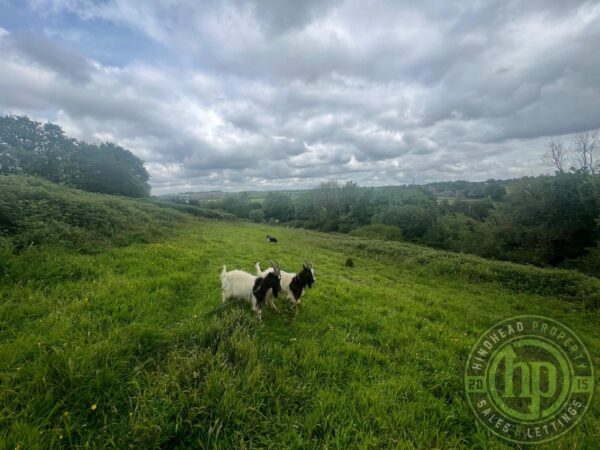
1,0 -> 600,193
8,30 -> 94,83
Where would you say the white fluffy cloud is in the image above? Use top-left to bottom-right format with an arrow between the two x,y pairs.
1,1 -> 600,193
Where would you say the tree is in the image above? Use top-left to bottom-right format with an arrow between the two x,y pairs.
248,209 -> 265,223
73,143 -> 150,197
543,138 -> 566,174
573,130 -> 598,175
374,204 -> 435,240
262,192 -> 294,221
485,182 -> 506,201
0,116 -> 77,182
216,193 -> 253,217
0,115 -> 151,197
500,174 -> 600,263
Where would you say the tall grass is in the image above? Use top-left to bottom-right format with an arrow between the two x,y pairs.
1,220 -> 599,448
1,181 -> 599,448
0,175 -> 229,252
319,233 -> 600,309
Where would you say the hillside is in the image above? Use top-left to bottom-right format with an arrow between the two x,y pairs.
1,186 -> 599,448
0,175 -> 233,252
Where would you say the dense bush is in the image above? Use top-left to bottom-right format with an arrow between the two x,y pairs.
262,192 -> 294,221
248,209 -> 265,223
373,204 -> 435,240
562,242 -> 600,278
210,193 -> 260,218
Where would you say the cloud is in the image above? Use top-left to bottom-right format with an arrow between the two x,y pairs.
8,30 -> 94,82
0,0 -> 599,193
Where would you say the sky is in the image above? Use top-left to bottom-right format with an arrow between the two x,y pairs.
1,1 -> 600,194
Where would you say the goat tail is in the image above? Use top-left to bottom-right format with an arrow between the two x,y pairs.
221,265 -> 227,280
255,261 -> 262,274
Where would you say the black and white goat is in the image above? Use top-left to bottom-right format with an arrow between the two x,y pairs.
255,260 -> 315,307
220,262 -> 282,319
266,235 -> 278,243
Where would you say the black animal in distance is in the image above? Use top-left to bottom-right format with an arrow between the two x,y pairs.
266,235 -> 278,243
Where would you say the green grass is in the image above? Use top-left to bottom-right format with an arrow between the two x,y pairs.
1,220 -> 600,448
0,175 -> 231,252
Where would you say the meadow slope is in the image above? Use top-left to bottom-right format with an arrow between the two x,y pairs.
1,219 -> 599,449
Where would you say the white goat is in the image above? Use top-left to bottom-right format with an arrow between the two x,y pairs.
255,260 -> 315,307
220,262 -> 281,319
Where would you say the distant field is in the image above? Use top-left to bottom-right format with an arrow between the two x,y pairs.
1,217 -> 599,448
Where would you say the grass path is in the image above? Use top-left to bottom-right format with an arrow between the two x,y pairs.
1,220 -> 599,448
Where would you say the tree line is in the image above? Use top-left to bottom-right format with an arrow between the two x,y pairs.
188,131 -> 600,276
0,115 -> 150,197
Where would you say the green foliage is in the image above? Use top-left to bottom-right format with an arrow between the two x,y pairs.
0,115 -> 150,197
212,193 -> 257,218
248,208 -> 265,223
562,243 -> 600,277
0,175 -> 192,251
1,220 -> 599,448
71,142 -> 150,197
262,192 -> 294,221
498,173 -> 600,263
426,179 -> 507,200
373,204 -> 435,240
447,198 -> 495,220
173,174 -> 599,275
349,224 -> 404,241
422,213 -> 482,253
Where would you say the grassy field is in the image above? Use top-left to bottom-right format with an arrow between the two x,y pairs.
1,218 -> 600,448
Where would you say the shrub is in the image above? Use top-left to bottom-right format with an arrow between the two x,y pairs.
562,244 -> 600,278
373,205 -> 435,240
248,209 -> 265,223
